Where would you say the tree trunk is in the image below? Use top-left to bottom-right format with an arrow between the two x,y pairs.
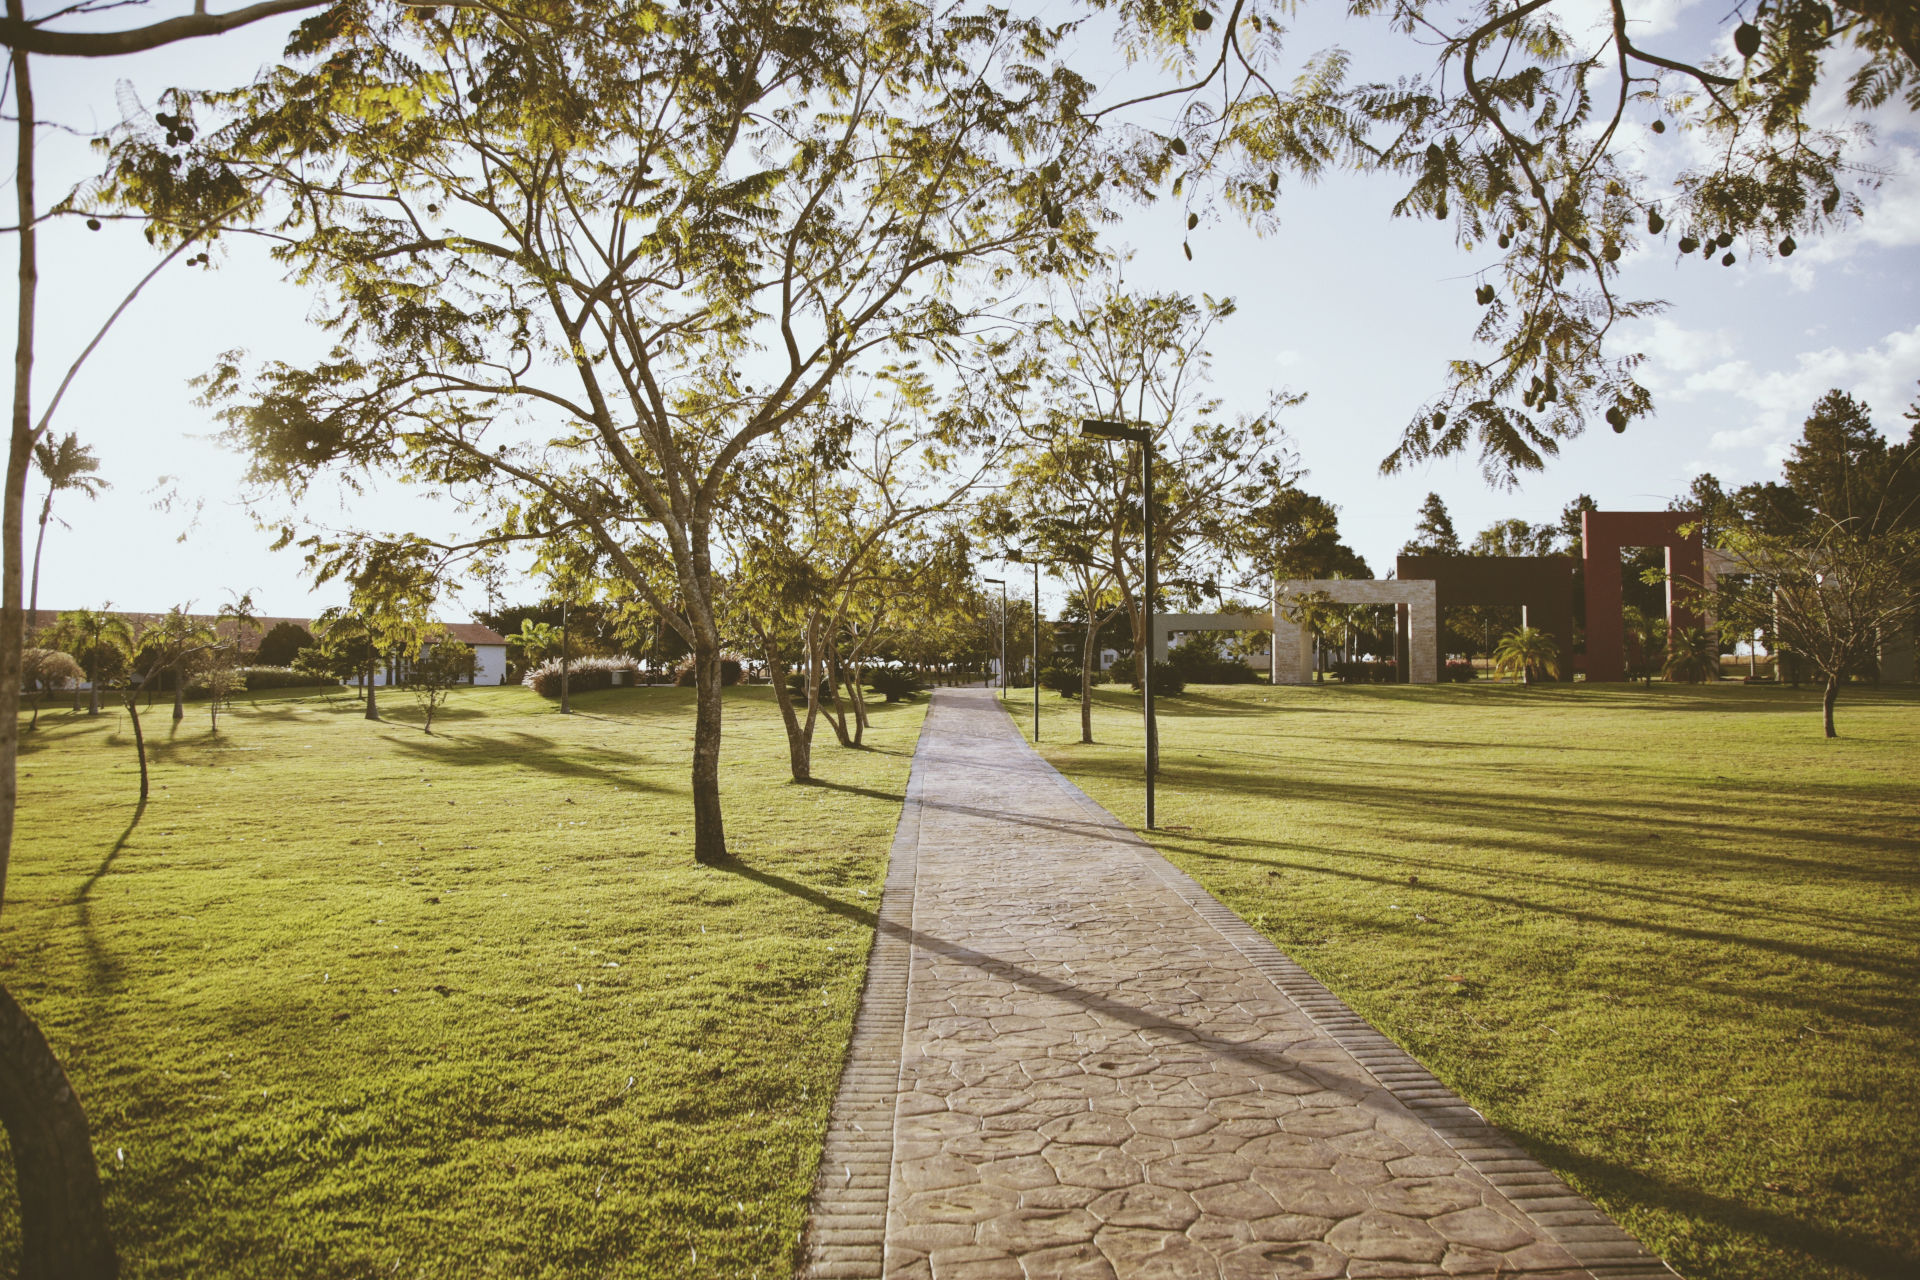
690,638 -> 727,862
762,634 -> 811,782
3,27 -> 116,1277
125,690 -> 148,804
1823,675 -> 1839,739
0,985 -> 116,1280
821,637 -> 853,748
172,664 -> 185,722
364,653 -> 378,720
1080,617 -> 1099,744
27,490 -> 48,635
87,656 -> 99,715
846,660 -> 868,746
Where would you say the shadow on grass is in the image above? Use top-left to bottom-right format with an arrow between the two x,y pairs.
710,857 -> 877,928
383,729 -> 672,795
1517,1129 -> 1918,1279
68,798 -> 147,991
795,777 -> 904,806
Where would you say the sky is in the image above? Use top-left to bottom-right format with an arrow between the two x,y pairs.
13,0 -> 1920,624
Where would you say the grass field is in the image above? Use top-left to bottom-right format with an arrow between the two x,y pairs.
1018,680 -> 1920,1280
5,683 -> 926,1279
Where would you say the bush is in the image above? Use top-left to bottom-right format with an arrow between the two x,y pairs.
255,622 -> 315,668
1128,661 -> 1186,697
241,665 -> 340,691
1330,660 -> 1398,684
785,670 -> 832,701
1041,665 -> 1084,698
523,655 -> 641,698
672,654 -> 744,687
1444,661 -> 1477,683
866,665 -> 926,702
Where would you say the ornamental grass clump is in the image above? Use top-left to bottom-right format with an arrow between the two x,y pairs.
523,655 -> 642,699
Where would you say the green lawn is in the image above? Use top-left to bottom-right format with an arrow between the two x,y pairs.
1017,680 -> 1920,1280
5,683 -> 925,1279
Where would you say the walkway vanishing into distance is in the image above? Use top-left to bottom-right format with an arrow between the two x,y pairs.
801,688 -> 1671,1280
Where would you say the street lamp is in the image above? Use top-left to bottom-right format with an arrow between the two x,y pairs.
982,577 -> 1007,700
1005,547 -> 1041,741
1080,417 -> 1157,830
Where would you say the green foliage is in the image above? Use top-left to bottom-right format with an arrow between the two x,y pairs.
524,656 -> 641,700
21,647 -> 84,689
1492,626 -> 1561,684
1041,664 -> 1086,698
1129,660 -> 1186,697
1400,491 -> 1462,556
865,666 -> 926,703
253,622 -> 314,668
1662,627 -> 1720,684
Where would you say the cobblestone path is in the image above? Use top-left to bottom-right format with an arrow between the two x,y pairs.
802,689 -> 1670,1280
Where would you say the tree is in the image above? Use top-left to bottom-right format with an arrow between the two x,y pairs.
138,604 -> 221,722
254,620 -> 312,667
20,647 -> 81,730
200,661 -> 241,732
1662,626 -> 1719,683
1400,492 -> 1461,556
1111,0 -> 1920,486
40,606 -> 131,715
1492,625 -> 1560,684
111,0 -> 1103,863
408,636 -> 473,734
1704,521 -> 1918,736
976,279 -> 1300,741
1470,517 -> 1559,557
27,433 -> 107,630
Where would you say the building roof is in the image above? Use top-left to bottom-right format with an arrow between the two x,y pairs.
29,610 -> 507,647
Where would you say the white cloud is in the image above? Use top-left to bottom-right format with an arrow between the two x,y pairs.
1692,324 -> 1920,463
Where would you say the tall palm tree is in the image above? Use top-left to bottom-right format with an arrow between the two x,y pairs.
28,433 -> 108,631
1492,626 -> 1562,686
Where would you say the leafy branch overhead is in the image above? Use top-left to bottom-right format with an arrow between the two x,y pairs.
1089,0 -> 1917,484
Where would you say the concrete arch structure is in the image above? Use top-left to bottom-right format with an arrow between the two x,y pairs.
1583,510 -> 1703,683
1396,554 -> 1576,683
1273,579 -> 1438,684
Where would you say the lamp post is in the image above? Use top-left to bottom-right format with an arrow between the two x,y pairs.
1005,548 -> 1041,741
1080,417 -> 1157,830
982,577 -> 1007,700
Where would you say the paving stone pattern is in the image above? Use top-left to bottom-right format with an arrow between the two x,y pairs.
801,689 -> 1672,1280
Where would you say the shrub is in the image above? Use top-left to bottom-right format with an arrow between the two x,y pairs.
866,665 -> 926,702
1128,661 -> 1186,697
22,647 -> 84,690
672,653 -> 744,687
523,655 -> 641,698
241,665 -> 340,691
1444,661 -> 1477,683
1041,665 -> 1084,698
1329,660 -> 1398,684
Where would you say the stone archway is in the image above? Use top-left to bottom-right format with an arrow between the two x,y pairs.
1272,580 -> 1439,684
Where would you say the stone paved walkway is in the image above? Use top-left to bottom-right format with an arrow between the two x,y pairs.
801,689 -> 1672,1280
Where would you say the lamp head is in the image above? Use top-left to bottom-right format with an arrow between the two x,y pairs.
1080,418 -> 1153,445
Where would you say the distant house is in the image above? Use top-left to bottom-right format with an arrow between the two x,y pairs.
33,611 -> 511,687
373,623 -> 511,687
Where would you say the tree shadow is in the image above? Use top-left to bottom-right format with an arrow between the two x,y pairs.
795,777 -> 905,806
68,799 -> 147,992
383,730 -> 671,795
1511,1129 -> 1918,1279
